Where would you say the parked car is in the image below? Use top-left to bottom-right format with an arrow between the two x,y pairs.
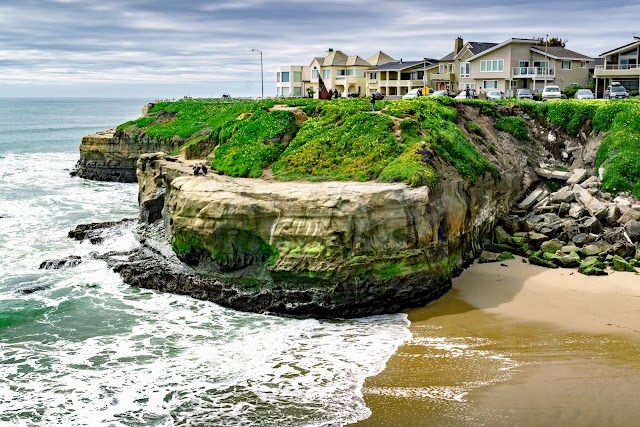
402,88 -> 421,99
604,83 -> 629,99
516,88 -> 534,99
454,89 -> 478,99
430,89 -> 456,98
541,85 -> 562,101
486,90 -> 504,100
574,89 -> 595,100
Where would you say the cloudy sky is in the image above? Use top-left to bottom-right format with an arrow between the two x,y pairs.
2,0 -> 638,98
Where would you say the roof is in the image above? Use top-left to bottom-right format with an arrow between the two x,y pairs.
309,57 -> 324,67
599,38 -> 640,57
368,60 -> 428,71
323,50 -> 350,66
530,46 -> 593,61
346,55 -> 371,66
466,38 -> 537,60
366,51 -> 396,66
442,41 -> 498,61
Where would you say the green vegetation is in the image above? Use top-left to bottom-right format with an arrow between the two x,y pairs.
495,116 -> 528,140
117,96 -> 640,193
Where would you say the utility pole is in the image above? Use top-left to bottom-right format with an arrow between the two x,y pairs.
251,49 -> 264,98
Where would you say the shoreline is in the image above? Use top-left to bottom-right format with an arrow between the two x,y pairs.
352,258 -> 640,426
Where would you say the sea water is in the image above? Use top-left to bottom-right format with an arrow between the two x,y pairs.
0,98 -> 410,426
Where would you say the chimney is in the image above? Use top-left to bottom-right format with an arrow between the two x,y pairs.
327,48 -> 334,53
400,58 -> 403,63
454,37 -> 464,55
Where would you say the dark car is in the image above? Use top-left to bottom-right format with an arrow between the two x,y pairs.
604,83 -> 629,99
516,88 -> 534,99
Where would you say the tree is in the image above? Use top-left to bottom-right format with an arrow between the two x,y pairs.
535,37 -> 566,48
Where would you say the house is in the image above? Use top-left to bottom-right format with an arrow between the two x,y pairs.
366,59 -> 438,97
594,37 -> 640,96
277,49 -> 396,98
432,37 -> 592,95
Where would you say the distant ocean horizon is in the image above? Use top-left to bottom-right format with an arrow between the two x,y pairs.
0,97 -> 410,426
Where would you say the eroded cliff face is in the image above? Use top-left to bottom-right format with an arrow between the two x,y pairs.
135,151 -> 526,316
74,130 -> 181,182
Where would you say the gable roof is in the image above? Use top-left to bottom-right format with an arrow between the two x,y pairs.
530,46 -> 593,61
599,38 -> 640,57
366,51 -> 396,66
368,60 -> 427,71
466,38 -> 538,60
309,57 -> 324,67
441,41 -> 498,61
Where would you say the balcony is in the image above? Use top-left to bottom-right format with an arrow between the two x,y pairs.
512,67 -> 555,78
594,64 -> 640,78
430,72 -> 454,81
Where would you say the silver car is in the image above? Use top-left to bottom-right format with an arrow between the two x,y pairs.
486,90 -> 504,100
604,84 -> 629,99
574,89 -> 594,100
516,88 -> 533,99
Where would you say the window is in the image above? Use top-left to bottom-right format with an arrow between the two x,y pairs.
460,62 -> 470,78
282,87 -> 289,97
277,72 -> 280,83
355,69 -> 365,77
562,61 -> 571,70
460,83 -> 475,89
480,60 -> 504,72
580,61 -> 587,68
293,87 -> 302,96
293,71 -> 301,82
369,72 -> 377,80
337,69 -> 346,76
311,68 -> 319,79
483,80 -> 498,89
322,69 -> 331,79
282,71 -> 290,83
510,80 -> 517,88
439,64 -> 447,73
346,69 -> 354,76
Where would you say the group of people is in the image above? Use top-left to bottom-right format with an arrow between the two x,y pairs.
192,162 -> 208,176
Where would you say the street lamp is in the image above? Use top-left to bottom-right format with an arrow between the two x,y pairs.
251,49 -> 264,99
423,58 -> 427,94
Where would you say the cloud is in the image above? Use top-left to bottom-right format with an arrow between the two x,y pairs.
1,0 -> 638,97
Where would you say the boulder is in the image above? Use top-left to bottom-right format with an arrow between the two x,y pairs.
543,251 -> 581,268
612,255 -> 636,272
497,252 -> 515,261
561,219 -> 580,239
527,231 -> 549,249
572,184 -> 608,219
578,256 -> 608,276
580,241 -> 611,257
517,188 -> 545,210
494,226 -> 514,246
572,233 -> 596,246
580,176 -> 600,188
529,254 -> 559,269
610,242 -> 636,260
540,238 -> 566,254
566,168 -> 588,185
568,203 -> 585,219
582,217 -> 603,234
605,205 -> 621,227
551,188 -> 575,203
535,168 -> 572,180
618,208 -> 640,225
561,244 -> 581,254
479,250 -> 500,263
625,220 -> 640,243
558,202 -> 571,217
39,255 -> 82,270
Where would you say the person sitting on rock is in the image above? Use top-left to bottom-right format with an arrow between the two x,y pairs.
200,162 -> 208,176
193,163 -> 201,176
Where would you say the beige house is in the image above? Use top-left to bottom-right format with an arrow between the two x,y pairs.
594,37 -> 640,97
431,37 -> 592,95
277,49 -> 396,98
366,59 -> 437,97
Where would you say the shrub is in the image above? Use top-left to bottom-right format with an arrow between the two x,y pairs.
495,116 -> 528,140
563,84 -> 582,98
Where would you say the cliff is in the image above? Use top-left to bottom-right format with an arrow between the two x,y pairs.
132,146 -> 524,316
74,97 -> 640,317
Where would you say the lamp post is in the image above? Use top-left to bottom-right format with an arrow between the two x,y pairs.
251,49 -> 263,99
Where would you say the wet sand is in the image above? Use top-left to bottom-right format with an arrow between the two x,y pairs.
352,258 -> 640,427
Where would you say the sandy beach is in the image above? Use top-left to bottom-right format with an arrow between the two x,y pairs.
353,257 -> 640,427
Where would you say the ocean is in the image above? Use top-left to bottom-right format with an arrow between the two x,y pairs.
0,98 -> 410,427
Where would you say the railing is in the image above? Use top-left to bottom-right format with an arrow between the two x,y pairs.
595,64 -> 640,70
512,67 -> 555,77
